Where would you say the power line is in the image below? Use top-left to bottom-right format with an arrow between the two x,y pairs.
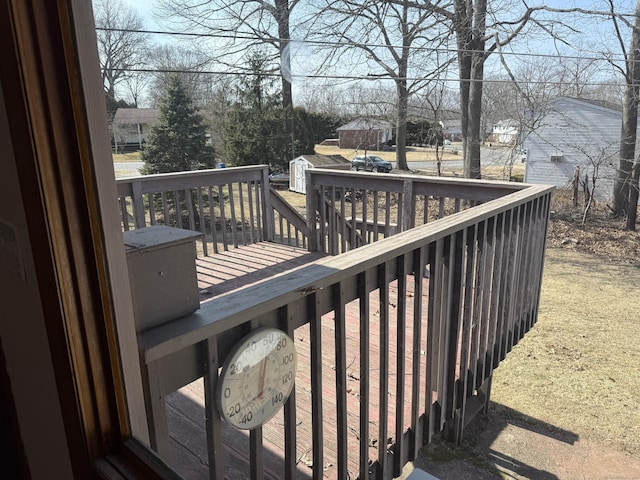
119,67 -> 629,88
96,26 -> 633,64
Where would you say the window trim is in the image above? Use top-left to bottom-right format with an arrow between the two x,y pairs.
1,0 -> 171,477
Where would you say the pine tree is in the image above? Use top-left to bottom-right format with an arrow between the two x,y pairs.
142,75 -> 215,174
222,51 -> 293,171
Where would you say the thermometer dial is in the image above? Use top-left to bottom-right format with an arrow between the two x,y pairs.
217,328 -> 297,430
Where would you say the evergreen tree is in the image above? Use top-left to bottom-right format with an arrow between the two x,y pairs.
142,75 -> 215,174
222,52 -> 291,170
294,108 -> 343,151
223,104 -> 283,168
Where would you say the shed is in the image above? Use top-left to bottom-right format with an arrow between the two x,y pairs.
337,118 -> 394,150
289,154 -> 351,194
523,96 -> 640,201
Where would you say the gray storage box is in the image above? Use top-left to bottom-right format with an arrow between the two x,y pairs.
124,226 -> 203,332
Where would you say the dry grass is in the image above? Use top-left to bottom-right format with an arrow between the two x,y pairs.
491,189 -> 640,458
492,248 -> 640,456
314,144 -> 524,181
113,152 -> 142,162
314,143 -> 464,162
546,190 -> 640,266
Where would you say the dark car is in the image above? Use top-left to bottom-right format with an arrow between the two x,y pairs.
350,155 -> 393,173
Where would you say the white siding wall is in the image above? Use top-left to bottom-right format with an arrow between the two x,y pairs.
523,98 -> 639,201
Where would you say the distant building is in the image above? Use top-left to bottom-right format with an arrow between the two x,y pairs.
487,119 -> 520,145
289,154 -> 351,194
523,96 -> 636,201
337,118 -> 394,150
441,119 -> 462,142
112,108 -> 159,152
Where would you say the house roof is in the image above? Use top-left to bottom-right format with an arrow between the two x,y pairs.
559,96 -> 621,112
293,154 -> 351,166
337,118 -> 394,131
113,108 -> 159,125
494,119 -> 520,128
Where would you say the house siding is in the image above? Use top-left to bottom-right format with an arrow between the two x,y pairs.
523,97 -> 639,201
336,118 -> 393,150
338,129 -> 388,150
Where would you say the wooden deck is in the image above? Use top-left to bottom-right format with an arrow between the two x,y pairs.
195,242 -> 326,300
166,242 -> 430,479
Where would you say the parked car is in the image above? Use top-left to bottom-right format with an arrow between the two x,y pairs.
351,155 -> 393,173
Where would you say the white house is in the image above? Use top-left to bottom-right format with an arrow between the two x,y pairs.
523,97 -> 639,201
488,119 -> 519,145
289,154 -> 351,194
112,108 -> 159,151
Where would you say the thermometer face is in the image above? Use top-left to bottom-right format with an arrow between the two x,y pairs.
217,328 -> 297,430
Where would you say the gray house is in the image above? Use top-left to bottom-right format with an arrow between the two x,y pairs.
523,97 -> 638,201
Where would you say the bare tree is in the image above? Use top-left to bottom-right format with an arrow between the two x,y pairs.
555,42 -> 607,99
342,83 -> 397,118
146,44 -> 217,107
608,0 -> 640,228
121,71 -> 149,107
373,0 -> 580,178
411,80 -> 455,175
155,0 -> 299,149
570,142 -> 618,225
310,0 -> 451,170
93,0 -> 147,102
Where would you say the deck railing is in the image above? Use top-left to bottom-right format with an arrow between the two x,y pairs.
116,165 -> 309,254
306,169 -> 529,254
134,174 -> 553,479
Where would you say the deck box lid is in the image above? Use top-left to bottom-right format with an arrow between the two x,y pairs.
123,226 -> 203,254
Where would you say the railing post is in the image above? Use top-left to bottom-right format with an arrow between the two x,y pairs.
261,167 -> 274,242
442,229 -> 468,445
203,338 -> 225,479
305,170 -> 320,251
143,360 -> 171,461
131,179 -> 146,228
401,179 -> 414,232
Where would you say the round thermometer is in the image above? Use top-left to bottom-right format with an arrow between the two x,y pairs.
217,327 -> 297,430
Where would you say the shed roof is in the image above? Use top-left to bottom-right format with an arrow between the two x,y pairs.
293,154 -> 350,166
113,108 -> 159,125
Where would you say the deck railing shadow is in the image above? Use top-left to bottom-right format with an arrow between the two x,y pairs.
166,386 -> 313,480
120,167 -> 554,479
416,403 -> 577,479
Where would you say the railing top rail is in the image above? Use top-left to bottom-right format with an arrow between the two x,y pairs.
116,165 -> 269,196
307,168 -> 528,200
138,182 -> 553,364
